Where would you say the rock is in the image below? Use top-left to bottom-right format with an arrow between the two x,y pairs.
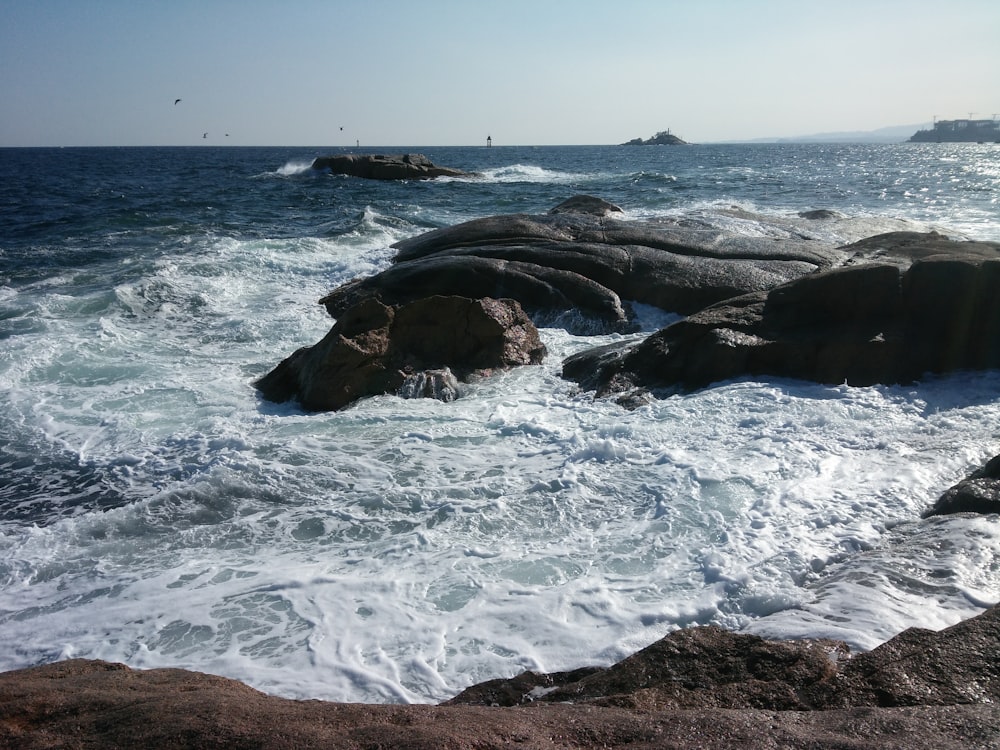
564,237 -> 1000,400
448,626 -> 849,711
255,296 -> 545,411
923,454 -> 1000,517
449,604 -> 1000,711
3,606 -> 999,749
319,197 -> 842,334
548,195 -> 623,216
622,130 -> 689,145
799,209 -> 844,220
311,153 -> 468,180
830,603 -> 1000,708
321,254 -> 635,335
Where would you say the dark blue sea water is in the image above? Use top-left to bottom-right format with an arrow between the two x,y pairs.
1,143 -> 999,702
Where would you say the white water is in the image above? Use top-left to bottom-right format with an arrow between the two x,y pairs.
2,146 -> 999,704
2,223 -> 999,702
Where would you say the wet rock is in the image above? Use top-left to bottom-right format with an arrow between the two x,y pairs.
564,239 -> 1000,400
547,195 -> 623,216
799,209 -> 845,220
448,626 -> 849,711
311,153 -> 469,180
255,296 -> 545,411
449,605 -> 1000,712
923,454 -> 1000,517
3,606 -> 998,749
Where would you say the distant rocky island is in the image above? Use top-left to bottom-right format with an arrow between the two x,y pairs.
908,118 -> 1000,143
622,129 -> 688,146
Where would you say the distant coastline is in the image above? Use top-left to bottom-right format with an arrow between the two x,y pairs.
717,119 -> 1000,145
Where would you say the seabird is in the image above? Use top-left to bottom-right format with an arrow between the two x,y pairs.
203,132 -> 208,139
174,98 -> 181,105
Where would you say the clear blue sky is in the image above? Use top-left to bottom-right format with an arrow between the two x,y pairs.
2,0 -> 998,146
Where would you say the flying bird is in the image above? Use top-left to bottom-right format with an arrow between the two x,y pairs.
203,133 -> 208,139
174,98 -> 181,105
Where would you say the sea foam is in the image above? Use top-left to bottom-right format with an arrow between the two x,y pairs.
2,144 -> 999,706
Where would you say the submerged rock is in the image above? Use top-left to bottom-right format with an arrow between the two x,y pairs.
311,153 -> 469,180
255,295 -> 545,411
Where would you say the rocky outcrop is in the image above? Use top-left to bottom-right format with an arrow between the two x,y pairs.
311,153 -> 469,180
924,454 -> 1000,517
319,197 -> 843,334
255,296 -> 545,411
622,130 -> 689,145
2,606 -> 998,749
564,234 -> 1000,403
450,604 -> 1000,711
262,200 -> 1000,415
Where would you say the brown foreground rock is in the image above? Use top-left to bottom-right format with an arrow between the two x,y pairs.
2,606 -> 998,749
255,295 -> 545,411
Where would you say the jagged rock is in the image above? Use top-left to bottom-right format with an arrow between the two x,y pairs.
311,153 -> 468,180
3,606 -> 998,749
448,626 -> 849,710
319,197 -> 843,334
923,454 -> 1000,517
448,605 -> 1000,711
255,296 -> 545,411
564,237 -> 1000,401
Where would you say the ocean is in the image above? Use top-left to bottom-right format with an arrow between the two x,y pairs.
1,143 -> 999,703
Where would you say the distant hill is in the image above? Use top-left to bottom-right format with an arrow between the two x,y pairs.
722,124 -> 930,144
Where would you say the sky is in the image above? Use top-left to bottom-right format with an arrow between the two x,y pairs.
1,0 -> 998,147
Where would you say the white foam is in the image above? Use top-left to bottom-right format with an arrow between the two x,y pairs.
3,303 -> 1000,702
2,192 -> 1000,705
273,159 -> 318,177
473,164 -> 597,184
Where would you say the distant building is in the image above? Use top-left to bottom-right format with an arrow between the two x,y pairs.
908,118 -> 1000,143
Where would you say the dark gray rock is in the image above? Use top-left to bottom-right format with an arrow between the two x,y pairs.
311,153 -> 468,180
548,195 -> 623,216
255,296 -> 545,411
564,239 -> 1000,401
622,130 -> 689,145
923,454 -> 1000,517
320,198 -> 843,334
320,253 -> 635,334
